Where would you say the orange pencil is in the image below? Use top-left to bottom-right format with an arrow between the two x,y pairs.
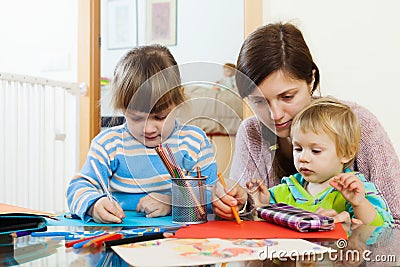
65,232 -> 108,248
82,232 -> 124,248
217,173 -> 241,224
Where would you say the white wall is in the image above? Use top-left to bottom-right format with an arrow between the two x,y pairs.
1,0 -> 243,83
0,0 -> 78,82
263,0 -> 400,157
101,0 -> 244,80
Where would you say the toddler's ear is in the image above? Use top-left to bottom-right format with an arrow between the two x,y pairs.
340,150 -> 356,165
341,155 -> 351,165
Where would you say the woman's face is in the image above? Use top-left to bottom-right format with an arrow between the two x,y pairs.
247,70 -> 314,138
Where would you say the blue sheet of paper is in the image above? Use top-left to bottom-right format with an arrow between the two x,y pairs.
46,211 -> 177,227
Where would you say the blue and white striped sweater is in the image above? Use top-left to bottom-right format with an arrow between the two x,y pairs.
67,122 -> 217,222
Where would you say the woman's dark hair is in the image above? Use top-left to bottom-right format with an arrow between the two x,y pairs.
236,22 -> 320,98
236,22 -> 320,179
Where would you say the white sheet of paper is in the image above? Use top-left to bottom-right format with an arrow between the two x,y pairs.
112,238 -> 332,267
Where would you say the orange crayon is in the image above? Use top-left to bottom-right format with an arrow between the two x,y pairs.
217,173 -> 241,224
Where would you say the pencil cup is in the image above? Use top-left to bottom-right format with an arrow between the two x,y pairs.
171,177 -> 207,224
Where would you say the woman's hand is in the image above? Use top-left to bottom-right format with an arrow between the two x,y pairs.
89,197 -> 125,223
246,178 -> 270,208
212,178 -> 248,219
136,193 -> 172,218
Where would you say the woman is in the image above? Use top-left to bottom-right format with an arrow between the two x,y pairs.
212,22 -> 400,227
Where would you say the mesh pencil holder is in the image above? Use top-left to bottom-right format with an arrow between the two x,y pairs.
171,177 -> 207,224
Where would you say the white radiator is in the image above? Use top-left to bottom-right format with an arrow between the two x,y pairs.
0,73 -> 79,213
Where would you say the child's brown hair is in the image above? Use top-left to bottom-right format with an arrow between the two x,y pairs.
223,63 -> 236,69
111,45 -> 185,114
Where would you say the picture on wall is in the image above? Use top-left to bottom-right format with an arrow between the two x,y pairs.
146,0 -> 177,46
107,0 -> 138,49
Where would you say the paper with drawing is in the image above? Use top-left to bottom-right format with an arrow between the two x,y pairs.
112,238 -> 331,266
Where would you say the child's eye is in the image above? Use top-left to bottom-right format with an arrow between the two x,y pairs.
248,96 -> 266,106
293,147 -> 302,152
252,100 -> 268,108
155,115 -> 167,121
130,116 -> 144,122
312,150 -> 321,154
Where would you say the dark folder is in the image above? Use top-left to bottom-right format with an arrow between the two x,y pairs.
0,203 -> 55,235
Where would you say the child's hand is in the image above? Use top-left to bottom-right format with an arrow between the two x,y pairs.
246,178 -> 270,208
136,193 -> 172,218
90,197 -> 125,223
329,173 -> 366,206
316,208 -> 351,223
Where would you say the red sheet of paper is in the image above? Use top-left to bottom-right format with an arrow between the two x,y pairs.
174,221 -> 347,240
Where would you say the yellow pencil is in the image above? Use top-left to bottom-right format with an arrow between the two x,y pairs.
217,173 -> 241,224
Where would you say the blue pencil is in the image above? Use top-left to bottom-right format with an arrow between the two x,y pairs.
31,231 -> 73,237
11,231 -> 33,238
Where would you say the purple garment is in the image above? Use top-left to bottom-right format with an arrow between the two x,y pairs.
256,203 -> 334,232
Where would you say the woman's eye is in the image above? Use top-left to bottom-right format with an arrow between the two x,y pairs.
282,94 -> 294,100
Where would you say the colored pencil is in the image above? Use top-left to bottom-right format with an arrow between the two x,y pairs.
82,233 -> 124,248
103,232 -> 173,248
218,173 -> 241,224
197,166 -> 205,207
66,233 -> 108,248
90,160 -> 115,205
155,144 -> 206,217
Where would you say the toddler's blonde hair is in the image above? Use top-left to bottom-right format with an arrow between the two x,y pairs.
291,97 -> 361,169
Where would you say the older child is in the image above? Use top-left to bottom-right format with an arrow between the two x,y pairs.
245,97 -> 393,227
67,45 -> 217,223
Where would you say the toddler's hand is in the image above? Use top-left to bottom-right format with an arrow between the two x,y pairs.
90,197 -> 125,223
246,178 -> 270,208
329,173 -> 365,206
136,193 -> 172,218
315,208 -> 364,227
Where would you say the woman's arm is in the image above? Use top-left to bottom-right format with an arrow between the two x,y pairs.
229,117 -> 271,187
350,103 -> 400,226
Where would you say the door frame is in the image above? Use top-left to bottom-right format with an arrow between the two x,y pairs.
78,0 -> 101,168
